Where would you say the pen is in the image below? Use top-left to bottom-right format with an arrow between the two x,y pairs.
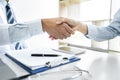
10,74 -> 32,80
31,54 -> 61,57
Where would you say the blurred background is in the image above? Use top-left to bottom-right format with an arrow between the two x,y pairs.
11,0 -> 120,53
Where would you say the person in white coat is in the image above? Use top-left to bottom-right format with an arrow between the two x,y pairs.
0,0 -> 74,79
0,0 -> 74,53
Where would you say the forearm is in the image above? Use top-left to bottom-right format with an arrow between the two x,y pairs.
76,21 -> 88,35
74,21 -> 116,41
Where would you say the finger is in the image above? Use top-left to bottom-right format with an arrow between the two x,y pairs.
56,21 -> 63,25
73,27 -> 77,31
59,34 -> 67,39
57,24 -> 71,38
51,33 -> 64,40
49,35 -> 57,40
56,33 -> 67,39
63,23 -> 74,35
58,23 -> 73,38
63,34 -> 69,39
62,31 -> 71,38
49,35 -> 52,38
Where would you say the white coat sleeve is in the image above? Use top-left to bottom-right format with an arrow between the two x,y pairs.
0,19 -> 43,45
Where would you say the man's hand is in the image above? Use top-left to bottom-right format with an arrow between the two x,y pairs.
56,17 -> 79,29
56,17 -> 88,35
41,18 -> 74,39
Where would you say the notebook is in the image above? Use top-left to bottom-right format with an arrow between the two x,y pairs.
53,46 -> 86,55
5,49 -> 80,74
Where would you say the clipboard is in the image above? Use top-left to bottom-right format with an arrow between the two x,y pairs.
5,49 -> 80,74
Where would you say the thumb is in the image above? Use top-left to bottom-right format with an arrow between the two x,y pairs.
56,20 -> 65,25
56,18 -> 67,25
73,26 -> 78,31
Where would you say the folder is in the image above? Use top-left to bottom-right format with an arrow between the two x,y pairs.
5,49 -> 80,74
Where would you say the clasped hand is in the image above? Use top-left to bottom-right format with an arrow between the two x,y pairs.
42,17 -> 78,40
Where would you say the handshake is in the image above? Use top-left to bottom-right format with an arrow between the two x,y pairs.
42,17 -> 88,40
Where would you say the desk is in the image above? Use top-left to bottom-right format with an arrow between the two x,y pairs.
1,53 -> 85,80
76,50 -> 120,80
1,49 -> 120,80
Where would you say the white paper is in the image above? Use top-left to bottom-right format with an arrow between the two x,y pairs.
6,49 -> 75,70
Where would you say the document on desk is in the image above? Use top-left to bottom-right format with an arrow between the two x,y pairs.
5,49 -> 80,74
53,46 -> 86,55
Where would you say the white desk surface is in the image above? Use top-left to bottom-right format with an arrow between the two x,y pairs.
1,49 -> 120,80
76,50 -> 120,80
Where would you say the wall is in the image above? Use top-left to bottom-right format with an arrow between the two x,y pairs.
11,0 -> 59,49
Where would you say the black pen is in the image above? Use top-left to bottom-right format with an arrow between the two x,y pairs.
9,74 -> 32,80
31,54 -> 61,57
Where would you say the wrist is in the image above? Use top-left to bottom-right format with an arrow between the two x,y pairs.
41,19 -> 47,32
77,22 -> 88,35
82,23 -> 88,35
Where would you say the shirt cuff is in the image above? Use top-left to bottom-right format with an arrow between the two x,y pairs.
85,25 -> 97,38
27,19 -> 44,36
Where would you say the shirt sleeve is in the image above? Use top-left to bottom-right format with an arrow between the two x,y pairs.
0,19 -> 43,45
85,25 -> 115,41
85,8 -> 120,41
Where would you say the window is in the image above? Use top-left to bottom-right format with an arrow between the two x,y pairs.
59,0 -> 120,53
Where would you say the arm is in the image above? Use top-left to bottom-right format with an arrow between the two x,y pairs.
0,18 -> 74,45
57,9 -> 120,41
0,20 -> 42,45
85,8 -> 120,41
